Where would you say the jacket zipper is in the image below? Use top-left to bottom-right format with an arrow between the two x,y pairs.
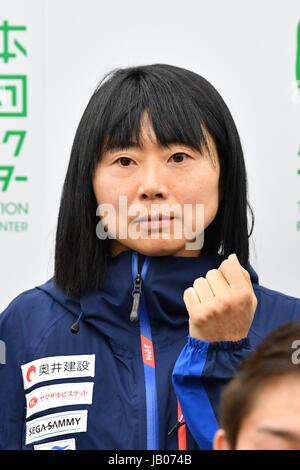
130,251 -> 159,450
130,274 -> 142,322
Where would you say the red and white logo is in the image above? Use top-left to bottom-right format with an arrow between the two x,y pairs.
26,365 -> 36,383
29,397 -> 38,409
25,382 -> 94,418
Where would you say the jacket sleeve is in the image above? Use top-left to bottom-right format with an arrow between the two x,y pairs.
172,335 -> 252,450
0,298 -> 29,449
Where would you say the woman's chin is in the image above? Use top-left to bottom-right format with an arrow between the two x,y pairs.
111,238 -> 199,258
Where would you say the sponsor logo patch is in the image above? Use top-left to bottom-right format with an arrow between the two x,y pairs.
25,410 -> 88,445
21,355 -> 95,390
34,438 -> 76,450
25,382 -> 94,418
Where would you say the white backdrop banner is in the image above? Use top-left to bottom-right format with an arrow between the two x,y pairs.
0,0 -> 299,312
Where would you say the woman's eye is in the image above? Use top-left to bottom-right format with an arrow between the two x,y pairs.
115,153 -> 189,166
170,153 -> 188,163
116,157 -> 133,166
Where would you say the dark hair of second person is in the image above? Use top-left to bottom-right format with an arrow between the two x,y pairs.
214,320 -> 300,450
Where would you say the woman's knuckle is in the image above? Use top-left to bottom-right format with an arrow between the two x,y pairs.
207,301 -> 219,316
239,289 -> 253,305
218,294 -> 231,310
193,277 -> 202,290
183,287 -> 193,298
219,259 -> 230,269
206,269 -> 218,280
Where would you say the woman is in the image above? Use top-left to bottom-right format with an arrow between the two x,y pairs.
0,64 -> 299,450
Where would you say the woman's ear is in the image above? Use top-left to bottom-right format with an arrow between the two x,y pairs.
213,428 -> 232,450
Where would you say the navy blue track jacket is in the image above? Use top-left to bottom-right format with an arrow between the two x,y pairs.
0,249 -> 300,450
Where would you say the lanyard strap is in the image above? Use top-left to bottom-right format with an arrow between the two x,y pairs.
132,252 -> 187,450
132,253 -> 159,450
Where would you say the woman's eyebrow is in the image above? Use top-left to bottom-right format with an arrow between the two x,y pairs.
105,142 -> 199,154
107,143 -> 141,152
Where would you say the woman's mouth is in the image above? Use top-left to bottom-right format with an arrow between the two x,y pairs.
135,214 -> 175,230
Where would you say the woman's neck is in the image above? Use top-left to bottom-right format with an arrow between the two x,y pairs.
109,240 -> 201,258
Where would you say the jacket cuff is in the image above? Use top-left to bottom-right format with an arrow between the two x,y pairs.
188,335 -> 250,351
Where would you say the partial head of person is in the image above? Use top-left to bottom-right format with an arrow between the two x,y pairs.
54,63 -> 254,296
214,320 -> 300,450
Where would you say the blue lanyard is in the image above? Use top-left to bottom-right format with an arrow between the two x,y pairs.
132,251 -> 159,450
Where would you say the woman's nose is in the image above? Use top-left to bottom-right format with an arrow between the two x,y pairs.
137,165 -> 169,200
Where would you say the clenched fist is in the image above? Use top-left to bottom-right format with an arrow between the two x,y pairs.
183,253 -> 257,342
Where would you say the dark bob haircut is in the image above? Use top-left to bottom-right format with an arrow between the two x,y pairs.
54,63 -> 254,296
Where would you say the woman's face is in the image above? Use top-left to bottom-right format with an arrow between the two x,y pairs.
93,112 -> 221,257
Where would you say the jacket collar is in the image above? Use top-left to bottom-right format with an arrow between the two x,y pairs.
37,250 -> 259,339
